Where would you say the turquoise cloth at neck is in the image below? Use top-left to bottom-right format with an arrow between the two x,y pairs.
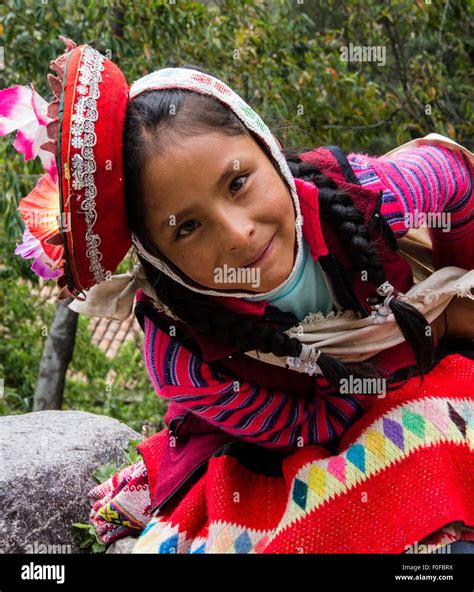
243,237 -> 334,320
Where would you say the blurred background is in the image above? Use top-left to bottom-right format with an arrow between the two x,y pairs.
0,0 -> 472,432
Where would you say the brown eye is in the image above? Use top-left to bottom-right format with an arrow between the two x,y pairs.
176,220 -> 199,239
229,174 -> 248,196
174,174 -> 249,240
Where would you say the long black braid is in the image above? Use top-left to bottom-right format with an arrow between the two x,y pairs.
288,155 -> 435,379
123,64 -> 435,392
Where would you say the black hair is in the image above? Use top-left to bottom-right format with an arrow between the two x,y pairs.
122,64 -> 435,393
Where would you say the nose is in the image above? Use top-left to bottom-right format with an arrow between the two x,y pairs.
217,212 -> 256,255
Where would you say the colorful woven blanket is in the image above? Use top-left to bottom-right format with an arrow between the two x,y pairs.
88,353 -> 474,553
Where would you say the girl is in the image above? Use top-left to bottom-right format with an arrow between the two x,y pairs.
3,38 -> 474,554
79,63 -> 474,554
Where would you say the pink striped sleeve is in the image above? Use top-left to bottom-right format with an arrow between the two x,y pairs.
348,145 -> 474,269
142,317 -> 363,450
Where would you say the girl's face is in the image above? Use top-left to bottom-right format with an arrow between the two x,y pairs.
141,131 -> 296,293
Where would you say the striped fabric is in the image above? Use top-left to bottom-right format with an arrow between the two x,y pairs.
348,144 -> 474,268
142,316 -> 364,449
140,144 -> 473,449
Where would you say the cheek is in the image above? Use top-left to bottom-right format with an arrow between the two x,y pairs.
257,179 -> 293,221
272,186 -> 295,228
176,248 -> 213,279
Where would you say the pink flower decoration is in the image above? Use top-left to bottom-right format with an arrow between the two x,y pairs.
0,84 -> 58,182
15,226 -> 62,280
17,171 -> 63,262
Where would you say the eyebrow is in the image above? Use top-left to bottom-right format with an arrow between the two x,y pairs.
159,162 -> 240,233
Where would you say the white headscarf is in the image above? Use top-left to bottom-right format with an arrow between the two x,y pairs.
127,67 -> 304,299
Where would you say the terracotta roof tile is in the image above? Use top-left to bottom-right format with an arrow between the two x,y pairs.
27,278 -> 143,358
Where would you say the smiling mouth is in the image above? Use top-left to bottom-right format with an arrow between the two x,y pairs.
243,235 -> 275,268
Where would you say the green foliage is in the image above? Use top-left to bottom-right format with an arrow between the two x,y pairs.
71,522 -> 107,554
1,0 -> 472,156
0,267 -> 167,431
0,273 -> 55,414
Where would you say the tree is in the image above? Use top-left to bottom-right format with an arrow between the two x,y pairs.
33,299 -> 78,410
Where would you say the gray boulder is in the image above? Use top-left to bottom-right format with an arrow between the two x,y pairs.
0,410 -> 142,554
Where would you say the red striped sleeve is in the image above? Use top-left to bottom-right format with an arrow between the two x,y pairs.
142,317 -> 363,450
348,144 -> 474,269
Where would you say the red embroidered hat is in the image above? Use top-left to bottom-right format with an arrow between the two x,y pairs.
2,36 -> 305,304
3,36 -> 131,299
